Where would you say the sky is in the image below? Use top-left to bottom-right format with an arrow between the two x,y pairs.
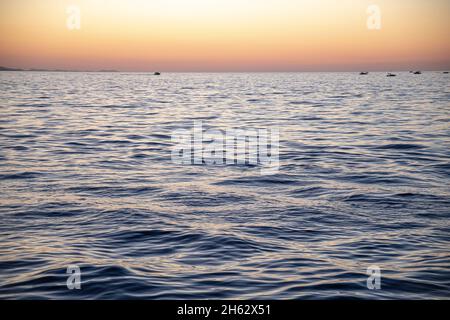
0,0 -> 449,71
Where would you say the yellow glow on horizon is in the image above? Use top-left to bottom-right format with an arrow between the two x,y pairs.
0,0 -> 449,71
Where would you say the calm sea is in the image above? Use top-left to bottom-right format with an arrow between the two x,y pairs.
0,72 -> 449,299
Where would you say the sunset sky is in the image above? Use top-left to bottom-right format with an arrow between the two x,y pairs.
0,0 -> 449,71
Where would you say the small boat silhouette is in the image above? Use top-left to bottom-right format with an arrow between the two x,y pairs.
154,72 -> 161,75
444,71 -> 449,74
359,72 -> 368,75
387,73 -> 397,77
413,71 -> 421,74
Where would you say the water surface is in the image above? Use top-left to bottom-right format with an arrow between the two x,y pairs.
0,72 -> 449,299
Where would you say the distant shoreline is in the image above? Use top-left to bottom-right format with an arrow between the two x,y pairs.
0,66 -> 119,73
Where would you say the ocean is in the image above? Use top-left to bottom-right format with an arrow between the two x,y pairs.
0,71 -> 449,299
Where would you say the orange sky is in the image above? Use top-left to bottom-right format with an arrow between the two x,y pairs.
0,0 -> 449,71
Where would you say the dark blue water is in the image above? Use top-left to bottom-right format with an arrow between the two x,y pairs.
0,72 -> 449,299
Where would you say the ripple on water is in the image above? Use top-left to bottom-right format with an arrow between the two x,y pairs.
0,72 -> 449,299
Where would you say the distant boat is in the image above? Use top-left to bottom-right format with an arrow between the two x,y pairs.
154,72 -> 161,75
444,71 -> 449,74
387,73 -> 397,77
413,71 -> 421,74
359,72 -> 369,75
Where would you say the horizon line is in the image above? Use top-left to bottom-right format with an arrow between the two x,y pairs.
1,66 -> 449,73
